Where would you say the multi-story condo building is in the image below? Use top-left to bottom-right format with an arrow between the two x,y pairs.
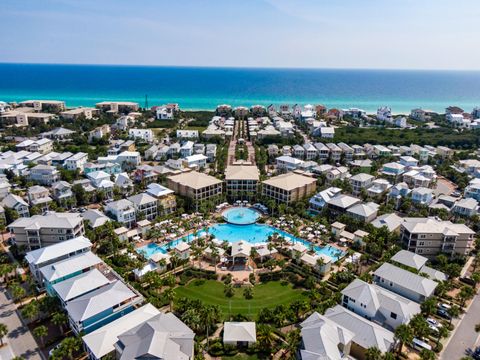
60,107 -> 99,120
400,218 -> 475,257
19,99 -> 66,112
105,199 -> 136,228
167,170 -> 223,211
8,212 -> 85,251
95,101 -> 139,113
225,165 -> 260,201
127,193 -> 158,221
262,172 -> 316,205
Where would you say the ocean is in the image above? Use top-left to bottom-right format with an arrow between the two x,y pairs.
0,63 -> 479,113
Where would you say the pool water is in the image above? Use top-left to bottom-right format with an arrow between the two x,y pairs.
137,223 -> 344,261
223,207 -> 260,225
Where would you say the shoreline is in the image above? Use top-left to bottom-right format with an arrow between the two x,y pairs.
0,96 -> 474,115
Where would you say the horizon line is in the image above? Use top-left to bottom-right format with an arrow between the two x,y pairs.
1,61 -> 480,72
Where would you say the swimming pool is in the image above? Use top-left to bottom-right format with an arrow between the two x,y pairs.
222,207 -> 260,225
137,223 -> 344,261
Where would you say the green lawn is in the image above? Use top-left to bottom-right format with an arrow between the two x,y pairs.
175,280 -> 305,319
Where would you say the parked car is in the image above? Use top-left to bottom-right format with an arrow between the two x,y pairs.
427,317 -> 441,327
437,309 -> 452,320
412,338 -> 432,351
438,303 -> 451,311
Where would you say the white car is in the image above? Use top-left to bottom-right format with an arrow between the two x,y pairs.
439,303 -> 451,310
427,317 -> 441,327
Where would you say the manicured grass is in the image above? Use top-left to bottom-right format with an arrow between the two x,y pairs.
175,280 -> 305,319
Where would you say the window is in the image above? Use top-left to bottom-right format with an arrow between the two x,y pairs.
390,312 -> 397,319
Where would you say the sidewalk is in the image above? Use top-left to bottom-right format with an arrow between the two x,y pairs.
0,286 -> 42,360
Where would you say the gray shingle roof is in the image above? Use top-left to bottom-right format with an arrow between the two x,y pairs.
374,263 -> 437,297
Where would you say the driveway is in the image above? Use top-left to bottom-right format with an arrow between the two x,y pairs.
0,286 -> 42,360
441,292 -> 480,359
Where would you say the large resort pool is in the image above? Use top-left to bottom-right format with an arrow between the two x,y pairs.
137,207 -> 345,262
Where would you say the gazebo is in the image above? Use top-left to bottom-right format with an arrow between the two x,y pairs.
230,241 -> 252,269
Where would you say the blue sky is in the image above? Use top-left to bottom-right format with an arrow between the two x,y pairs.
1,0 -> 479,69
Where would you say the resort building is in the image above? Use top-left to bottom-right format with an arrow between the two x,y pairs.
225,165 -> 260,201
400,218 -> 475,257
167,170 -> 223,211
261,172 -> 317,205
95,101 -> 139,113
60,107 -> 99,120
8,212 -> 85,251
373,263 -> 437,303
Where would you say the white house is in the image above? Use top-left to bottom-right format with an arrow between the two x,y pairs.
64,152 -> 88,172
129,129 -> 154,142
341,278 -> 421,330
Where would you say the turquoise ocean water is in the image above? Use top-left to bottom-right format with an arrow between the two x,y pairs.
0,63 -> 479,113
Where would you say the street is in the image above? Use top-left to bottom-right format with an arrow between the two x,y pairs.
441,292 -> 480,359
0,286 -> 42,360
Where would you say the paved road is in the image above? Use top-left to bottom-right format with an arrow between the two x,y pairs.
0,286 -> 42,360
441,292 -> 480,359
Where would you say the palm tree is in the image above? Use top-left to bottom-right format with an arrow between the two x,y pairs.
199,305 -> 218,351
51,312 -> 68,332
249,247 -> 258,273
33,325 -> 48,347
209,245 -> 219,273
420,297 -> 437,317
10,284 -> 25,305
284,329 -> 301,359
21,301 -> 39,323
436,325 -> 448,347
60,337 -> 81,360
394,324 -> 413,354
224,283 -> 234,298
257,324 -> 276,354
448,305 -> 460,326
0,323 -> 8,346
170,253 -> 180,272
164,287 -> 175,312
458,286 -> 475,307
382,353 -> 396,360
365,347 -> 382,360
419,349 -> 436,360
410,314 -> 429,339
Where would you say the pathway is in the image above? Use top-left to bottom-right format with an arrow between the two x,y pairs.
0,286 -> 42,360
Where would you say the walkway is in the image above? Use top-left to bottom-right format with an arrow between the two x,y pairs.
0,286 -> 42,359
441,291 -> 480,359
